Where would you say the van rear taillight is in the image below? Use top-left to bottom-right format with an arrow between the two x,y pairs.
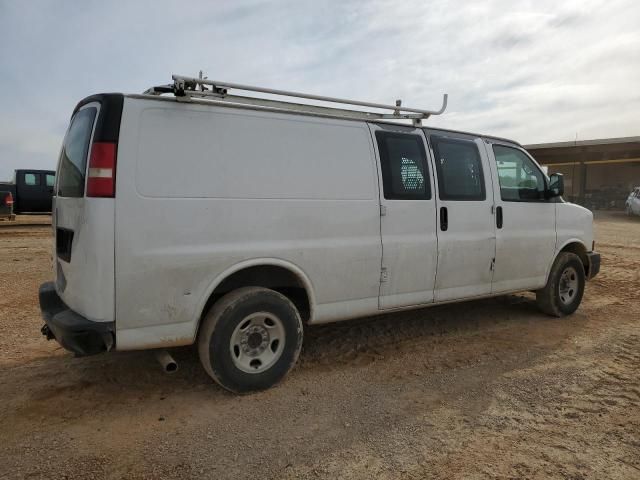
4,192 -> 13,206
86,142 -> 116,197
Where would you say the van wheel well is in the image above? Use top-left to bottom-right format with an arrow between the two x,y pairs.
560,242 -> 589,277
201,266 -> 311,327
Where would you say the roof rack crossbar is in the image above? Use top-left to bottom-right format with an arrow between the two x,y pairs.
143,73 -> 448,123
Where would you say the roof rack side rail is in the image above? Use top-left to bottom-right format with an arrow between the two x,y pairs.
143,72 -> 448,124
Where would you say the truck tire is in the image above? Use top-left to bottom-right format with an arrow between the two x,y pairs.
536,252 -> 585,317
197,287 -> 303,393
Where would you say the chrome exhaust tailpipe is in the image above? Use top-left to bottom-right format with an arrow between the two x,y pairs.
155,350 -> 178,374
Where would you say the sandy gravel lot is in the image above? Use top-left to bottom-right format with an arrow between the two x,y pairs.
1,212 -> 639,479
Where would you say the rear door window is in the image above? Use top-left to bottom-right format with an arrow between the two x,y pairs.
46,174 -> 55,187
431,136 -> 485,201
24,173 -> 40,186
375,131 -> 431,200
57,107 -> 97,197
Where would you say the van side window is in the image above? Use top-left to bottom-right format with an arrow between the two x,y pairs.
375,132 -> 430,200
493,145 -> 546,201
24,173 -> 40,186
431,136 -> 485,201
46,174 -> 55,187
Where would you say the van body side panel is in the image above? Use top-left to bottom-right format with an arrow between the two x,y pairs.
114,98 -> 382,349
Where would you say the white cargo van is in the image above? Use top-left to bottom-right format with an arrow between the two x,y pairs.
40,75 -> 600,393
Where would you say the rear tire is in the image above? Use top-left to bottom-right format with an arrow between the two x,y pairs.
536,252 -> 585,317
198,287 -> 303,393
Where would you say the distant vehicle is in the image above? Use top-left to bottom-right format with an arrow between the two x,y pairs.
0,169 -> 55,214
0,191 -> 15,220
626,187 -> 640,216
39,74 -> 600,393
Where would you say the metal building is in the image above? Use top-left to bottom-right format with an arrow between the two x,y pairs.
525,137 -> 640,210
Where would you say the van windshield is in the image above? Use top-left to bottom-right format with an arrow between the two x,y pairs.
57,107 -> 97,197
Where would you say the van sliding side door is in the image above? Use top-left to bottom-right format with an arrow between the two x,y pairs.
426,132 -> 497,301
369,124 -> 438,309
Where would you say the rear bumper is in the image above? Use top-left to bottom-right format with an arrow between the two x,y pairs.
586,251 -> 601,280
39,282 -> 115,356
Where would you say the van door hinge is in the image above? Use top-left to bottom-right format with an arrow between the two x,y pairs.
379,205 -> 387,216
490,258 -> 495,271
380,267 -> 388,283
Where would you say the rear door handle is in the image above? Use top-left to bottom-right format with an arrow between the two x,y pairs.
440,206 -> 448,231
496,206 -> 503,229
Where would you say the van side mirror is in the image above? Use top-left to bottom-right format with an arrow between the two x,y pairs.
547,173 -> 564,198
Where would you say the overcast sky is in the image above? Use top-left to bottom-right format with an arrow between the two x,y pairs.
0,0 -> 638,180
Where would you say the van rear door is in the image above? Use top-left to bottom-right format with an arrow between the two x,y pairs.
426,132 -> 497,301
54,94 -> 123,324
370,124 -> 438,309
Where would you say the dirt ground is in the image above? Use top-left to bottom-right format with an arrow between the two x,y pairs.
1,212 -> 639,479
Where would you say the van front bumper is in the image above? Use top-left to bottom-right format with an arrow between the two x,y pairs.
587,251 -> 601,280
39,282 -> 115,356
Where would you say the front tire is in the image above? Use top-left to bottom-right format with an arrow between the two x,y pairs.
198,287 -> 303,393
536,252 -> 585,317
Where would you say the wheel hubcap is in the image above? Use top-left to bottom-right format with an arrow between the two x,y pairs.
559,266 -> 579,305
230,312 -> 285,374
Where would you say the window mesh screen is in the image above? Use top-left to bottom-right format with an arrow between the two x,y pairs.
376,132 -> 430,200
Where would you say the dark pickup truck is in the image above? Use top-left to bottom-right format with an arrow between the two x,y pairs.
0,169 -> 55,214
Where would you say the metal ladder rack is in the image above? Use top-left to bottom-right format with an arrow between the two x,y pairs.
143,72 -> 448,125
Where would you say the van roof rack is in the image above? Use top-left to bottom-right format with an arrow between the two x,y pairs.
143,72 -> 447,125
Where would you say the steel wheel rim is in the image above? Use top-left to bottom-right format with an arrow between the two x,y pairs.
559,266 -> 579,305
230,312 -> 286,374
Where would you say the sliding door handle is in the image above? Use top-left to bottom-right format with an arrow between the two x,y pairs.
440,206 -> 448,231
496,206 -> 503,229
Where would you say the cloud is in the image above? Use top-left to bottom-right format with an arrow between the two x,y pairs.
0,0 -> 638,179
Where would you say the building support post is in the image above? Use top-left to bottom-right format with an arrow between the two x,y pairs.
579,161 -> 588,206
